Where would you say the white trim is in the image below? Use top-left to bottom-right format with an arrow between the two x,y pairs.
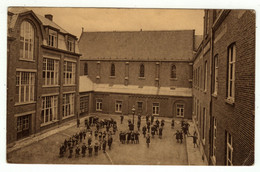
43,55 -> 60,60
16,68 -> 37,72
63,91 -> 76,94
152,102 -> 160,116
64,58 -> 77,63
115,100 -> 123,113
15,111 -> 35,117
41,93 -> 59,97
176,103 -> 185,117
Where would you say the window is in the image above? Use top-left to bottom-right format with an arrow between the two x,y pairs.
227,44 -> 236,102
115,100 -> 122,113
67,38 -> 74,52
43,58 -> 59,86
137,102 -> 143,112
202,108 -> 206,142
152,103 -> 159,115
205,10 -> 210,36
196,100 -> 199,124
176,104 -> 184,117
214,55 -> 219,94
62,93 -> 75,118
198,67 -> 200,88
20,21 -> 34,60
64,61 -> 76,85
80,96 -> 88,113
139,64 -> 145,77
41,96 -> 58,124
110,63 -> 115,76
96,99 -> 102,111
84,63 -> 88,75
17,115 -> 29,132
48,29 -> 57,47
212,117 -> 217,162
16,72 -> 35,103
171,65 -> 176,78
204,61 -> 208,91
226,131 -> 233,165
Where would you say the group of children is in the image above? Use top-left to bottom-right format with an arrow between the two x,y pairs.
59,116 -> 117,159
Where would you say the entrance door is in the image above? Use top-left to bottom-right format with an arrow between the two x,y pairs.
17,114 -> 30,140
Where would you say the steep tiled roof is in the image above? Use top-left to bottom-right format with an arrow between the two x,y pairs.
79,30 -> 195,61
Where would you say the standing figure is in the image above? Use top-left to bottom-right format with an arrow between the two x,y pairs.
151,126 -> 155,138
146,134 -> 151,148
179,131 -> 183,144
81,143 -> 87,157
175,130 -> 180,143
137,120 -> 141,131
142,125 -> 147,138
135,131 -> 140,144
131,131 -> 135,144
68,145 -> 73,158
102,140 -> 107,153
59,144 -> 65,158
77,118 -> 80,128
88,144 -> 93,157
120,115 -> 124,124
171,119 -> 175,129
75,145 -> 80,158
159,127 -> 163,139
122,131 -> 126,144
127,131 -> 131,144
151,115 -> 154,124
108,136 -> 113,150
147,121 -> 151,133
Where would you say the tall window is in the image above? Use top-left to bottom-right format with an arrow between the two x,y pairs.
115,100 -> 122,113
137,102 -> 143,112
48,29 -> 57,47
62,93 -> 75,118
20,21 -> 34,60
43,58 -> 59,86
80,96 -> 88,113
214,55 -> 219,94
110,63 -> 115,76
41,96 -> 58,124
16,72 -> 35,103
64,61 -> 76,85
202,108 -> 206,141
96,99 -> 102,111
17,115 -> 29,133
67,38 -> 74,52
171,65 -> 176,78
226,131 -> 233,165
152,103 -> 159,115
176,104 -> 184,117
139,64 -> 145,77
204,61 -> 208,91
227,44 -> 236,101
84,63 -> 88,76
212,117 -> 217,162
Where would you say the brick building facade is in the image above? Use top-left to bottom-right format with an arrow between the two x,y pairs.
78,30 -> 202,118
7,8 -> 81,144
192,10 -> 255,165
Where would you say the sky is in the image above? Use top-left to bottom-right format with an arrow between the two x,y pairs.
27,8 -> 204,39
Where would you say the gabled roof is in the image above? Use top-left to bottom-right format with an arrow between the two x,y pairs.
8,7 -> 76,38
79,30 -> 195,61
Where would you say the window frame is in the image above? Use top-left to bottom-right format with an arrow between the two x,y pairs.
115,100 -> 123,113
96,99 -> 103,112
227,44 -> 236,102
42,58 -> 59,86
62,93 -> 75,118
110,63 -> 115,77
139,63 -> 145,78
16,71 -> 35,104
213,55 -> 219,95
204,61 -> 208,91
19,20 -> 35,61
171,64 -> 177,79
226,131 -> 233,166
152,102 -> 160,115
67,37 -> 75,52
176,103 -> 185,118
212,117 -> 217,163
80,96 -> 88,113
64,61 -> 76,85
84,63 -> 88,76
48,29 -> 57,48
41,95 -> 58,125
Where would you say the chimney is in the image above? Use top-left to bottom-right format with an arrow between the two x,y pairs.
45,14 -> 53,21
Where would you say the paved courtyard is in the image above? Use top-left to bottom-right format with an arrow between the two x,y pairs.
7,114 -> 188,165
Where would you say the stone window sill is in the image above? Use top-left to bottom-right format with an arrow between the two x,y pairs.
62,115 -> 75,120
15,101 -> 36,106
109,76 -> 116,79
225,98 -> 235,106
40,120 -> 59,127
170,78 -> 178,81
42,85 -> 60,88
138,77 -> 145,80
19,58 -> 35,62
212,93 -> 218,98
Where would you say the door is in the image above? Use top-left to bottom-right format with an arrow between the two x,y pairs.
17,114 -> 30,140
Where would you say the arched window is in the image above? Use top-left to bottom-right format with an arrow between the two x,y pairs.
171,65 -> 176,78
84,63 -> 88,75
20,21 -> 34,60
139,64 -> 145,77
110,63 -> 115,76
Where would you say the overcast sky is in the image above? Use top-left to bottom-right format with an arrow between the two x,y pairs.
28,8 -> 204,39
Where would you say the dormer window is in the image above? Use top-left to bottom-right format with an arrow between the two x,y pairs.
48,29 -> 57,47
67,37 -> 74,52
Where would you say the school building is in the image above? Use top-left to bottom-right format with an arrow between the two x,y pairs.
78,30 -> 202,119
7,8 -> 81,144
192,10 -> 255,165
